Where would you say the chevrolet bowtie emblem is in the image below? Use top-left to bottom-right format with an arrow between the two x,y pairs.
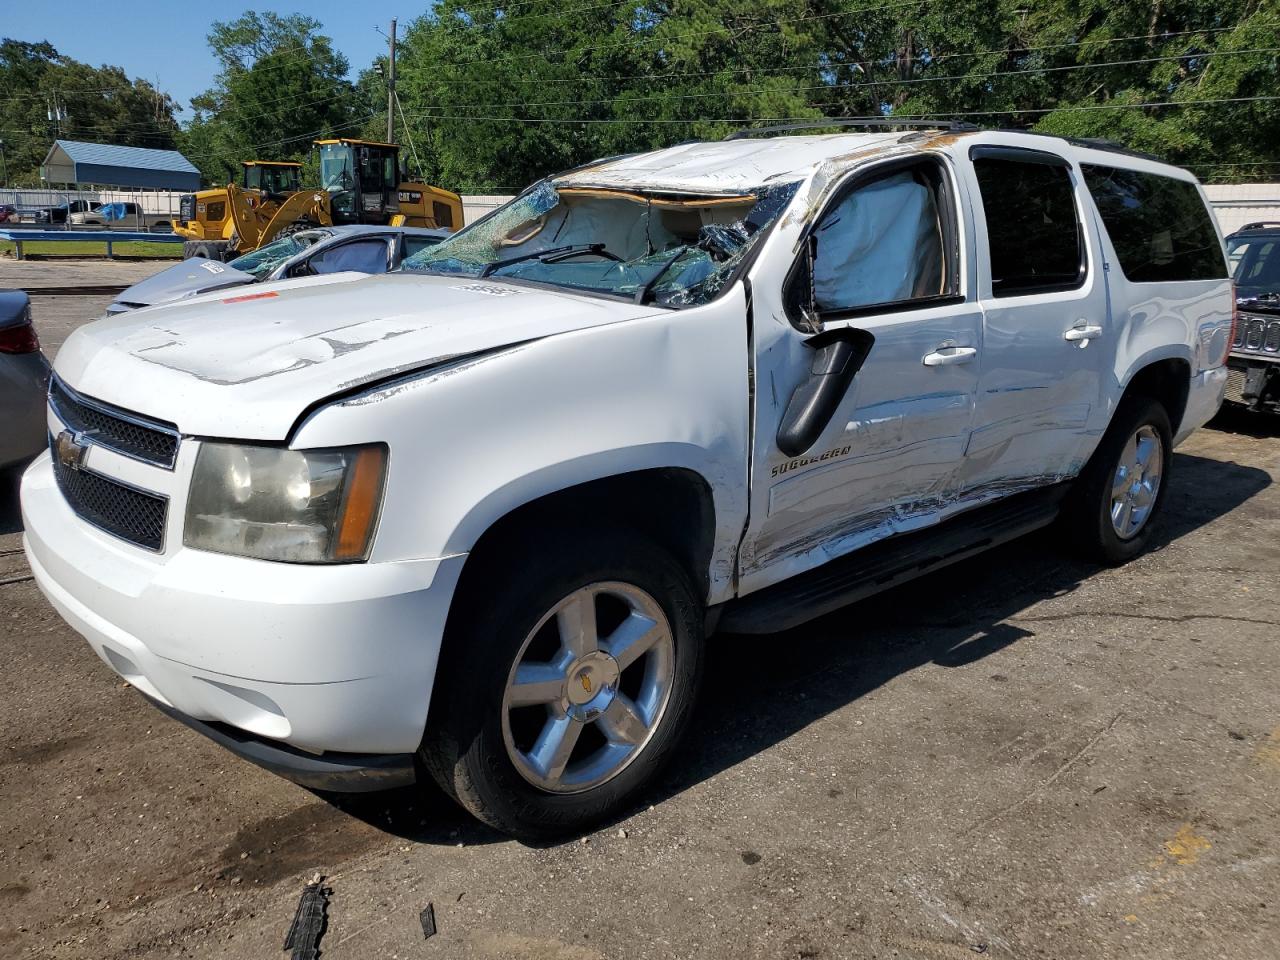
55,430 -> 89,471
580,674 -> 593,694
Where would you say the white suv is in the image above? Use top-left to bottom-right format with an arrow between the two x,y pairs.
22,124 -> 1231,839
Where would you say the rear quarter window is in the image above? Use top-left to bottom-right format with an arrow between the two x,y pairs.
1081,165 -> 1227,282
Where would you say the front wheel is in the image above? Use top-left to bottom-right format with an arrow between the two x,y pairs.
1063,395 -> 1173,565
420,529 -> 704,840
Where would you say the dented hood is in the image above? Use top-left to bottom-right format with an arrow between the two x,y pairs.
56,273 -> 650,440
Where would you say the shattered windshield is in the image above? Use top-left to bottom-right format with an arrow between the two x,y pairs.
400,179 -> 800,306
228,230 -> 328,280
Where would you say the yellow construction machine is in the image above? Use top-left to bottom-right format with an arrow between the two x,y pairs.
174,140 -> 463,261
173,161 -> 303,260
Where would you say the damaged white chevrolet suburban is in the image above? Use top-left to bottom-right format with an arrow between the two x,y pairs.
22,123 -> 1232,839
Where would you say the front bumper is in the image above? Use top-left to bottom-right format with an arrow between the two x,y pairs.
143,694 -> 417,791
22,451 -> 466,760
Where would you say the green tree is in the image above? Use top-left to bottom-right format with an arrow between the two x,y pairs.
181,11 -> 361,185
0,39 -> 180,186
380,0 -> 1279,191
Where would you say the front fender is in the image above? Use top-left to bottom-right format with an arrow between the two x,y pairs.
293,289 -> 753,603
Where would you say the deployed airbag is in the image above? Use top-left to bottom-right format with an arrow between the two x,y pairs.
812,172 -> 942,311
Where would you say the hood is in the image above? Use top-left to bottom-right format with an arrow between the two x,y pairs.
112,258 -> 255,308
56,272 -> 655,440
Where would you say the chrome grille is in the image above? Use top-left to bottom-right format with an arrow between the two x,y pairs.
1233,313 -> 1280,356
50,438 -> 168,551
49,376 -> 179,469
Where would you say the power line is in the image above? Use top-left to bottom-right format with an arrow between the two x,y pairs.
407,46 -> 1280,113
401,95 -> 1280,125
417,23 -> 1253,85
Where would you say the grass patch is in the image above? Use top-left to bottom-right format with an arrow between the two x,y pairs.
0,239 -> 181,259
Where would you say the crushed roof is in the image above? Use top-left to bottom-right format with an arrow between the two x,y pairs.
554,133 -> 908,194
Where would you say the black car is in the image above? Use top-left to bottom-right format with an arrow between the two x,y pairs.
1225,221 -> 1280,413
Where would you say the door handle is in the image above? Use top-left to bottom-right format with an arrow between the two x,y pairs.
1064,322 -> 1103,342
923,345 -> 978,366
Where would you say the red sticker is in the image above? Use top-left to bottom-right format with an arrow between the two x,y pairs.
221,291 -> 279,304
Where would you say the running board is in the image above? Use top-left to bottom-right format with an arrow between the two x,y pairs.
718,485 -> 1069,635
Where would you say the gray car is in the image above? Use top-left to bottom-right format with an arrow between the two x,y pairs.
0,290 -> 52,483
105,225 -> 451,316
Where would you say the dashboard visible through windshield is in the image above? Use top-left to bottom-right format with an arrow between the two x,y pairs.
400,180 -> 799,307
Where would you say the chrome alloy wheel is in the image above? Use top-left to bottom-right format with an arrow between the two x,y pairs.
500,582 -> 676,794
1110,424 -> 1164,540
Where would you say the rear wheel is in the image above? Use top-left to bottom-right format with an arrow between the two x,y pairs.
420,528 -> 704,840
1063,395 -> 1173,565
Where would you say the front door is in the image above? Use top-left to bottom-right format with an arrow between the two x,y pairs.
739,155 -> 982,594
957,145 -> 1110,496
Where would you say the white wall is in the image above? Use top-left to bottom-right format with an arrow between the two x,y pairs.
1204,183 -> 1280,236
461,194 -> 514,226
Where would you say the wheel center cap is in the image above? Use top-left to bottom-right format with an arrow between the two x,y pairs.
565,652 -> 620,711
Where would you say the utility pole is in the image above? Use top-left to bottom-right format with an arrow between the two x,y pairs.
386,18 -> 397,144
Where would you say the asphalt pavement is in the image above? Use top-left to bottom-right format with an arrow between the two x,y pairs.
2,260 -> 1278,959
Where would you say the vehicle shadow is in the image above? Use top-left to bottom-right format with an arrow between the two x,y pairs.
323,450 -> 1270,847
657,450 -> 1269,808
1206,402 -> 1280,439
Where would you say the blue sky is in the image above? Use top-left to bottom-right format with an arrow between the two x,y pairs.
3,1 -> 413,118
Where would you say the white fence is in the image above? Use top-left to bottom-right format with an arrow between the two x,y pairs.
0,187 -> 184,214
2,187 -> 513,227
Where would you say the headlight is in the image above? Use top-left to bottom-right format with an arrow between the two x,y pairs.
184,443 -> 387,562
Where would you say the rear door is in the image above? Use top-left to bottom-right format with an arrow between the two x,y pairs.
739,154 -> 983,592
957,144 -> 1110,496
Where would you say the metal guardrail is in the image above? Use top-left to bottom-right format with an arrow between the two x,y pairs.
0,229 -> 183,260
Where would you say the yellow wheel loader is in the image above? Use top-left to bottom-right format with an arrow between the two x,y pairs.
173,161 -> 303,260
176,140 -> 463,261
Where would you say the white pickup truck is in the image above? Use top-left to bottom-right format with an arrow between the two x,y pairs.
69,201 -> 173,232
22,124 -> 1231,839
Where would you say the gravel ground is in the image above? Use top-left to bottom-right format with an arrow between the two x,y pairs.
2,261 -> 1279,960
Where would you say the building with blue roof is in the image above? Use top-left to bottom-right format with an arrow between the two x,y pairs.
39,139 -> 201,191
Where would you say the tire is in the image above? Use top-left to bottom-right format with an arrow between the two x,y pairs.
275,221 -> 317,240
420,526 -> 704,841
184,240 -> 228,262
1063,395 -> 1173,565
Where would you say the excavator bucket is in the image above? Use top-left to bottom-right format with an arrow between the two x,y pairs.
257,191 -> 333,248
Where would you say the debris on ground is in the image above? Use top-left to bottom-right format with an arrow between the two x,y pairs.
419,901 -> 437,940
283,875 -> 330,960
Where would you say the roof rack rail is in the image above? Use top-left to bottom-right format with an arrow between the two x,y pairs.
1241,221 -> 1280,231
724,117 -> 980,140
995,129 -> 1164,163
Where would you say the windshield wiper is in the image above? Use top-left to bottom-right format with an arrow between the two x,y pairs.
480,243 -> 620,277
634,246 -> 694,305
